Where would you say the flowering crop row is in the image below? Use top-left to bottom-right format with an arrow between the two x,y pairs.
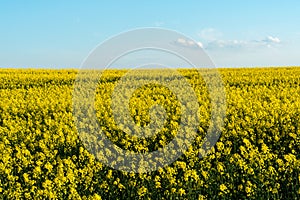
0,67 -> 299,199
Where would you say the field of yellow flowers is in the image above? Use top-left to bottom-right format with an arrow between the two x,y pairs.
0,67 -> 300,199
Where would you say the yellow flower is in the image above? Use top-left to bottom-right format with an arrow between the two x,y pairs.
155,181 -> 161,188
219,184 -> 228,193
216,142 -> 224,151
118,183 -> 125,190
217,162 -> 225,173
106,170 -> 113,179
245,186 -> 252,195
261,143 -> 269,154
238,184 -> 243,191
276,158 -> 284,167
171,188 -> 176,193
176,161 -> 187,170
198,194 -> 206,200
137,186 -> 147,197
94,194 -> 102,200
23,173 -> 30,183
268,166 -> 277,175
178,188 -> 186,196
201,171 -> 209,180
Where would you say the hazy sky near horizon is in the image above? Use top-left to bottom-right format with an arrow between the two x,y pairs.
1,1 -> 300,68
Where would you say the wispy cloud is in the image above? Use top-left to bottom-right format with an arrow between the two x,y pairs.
205,39 -> 247,50
203,36 -> 281,51
198,28 -> 282,51
205,37 -> 281,50
196,28 -> 286,67
263,36 -> 280,43
174,38 -> 203,48
259,36 -> 281,48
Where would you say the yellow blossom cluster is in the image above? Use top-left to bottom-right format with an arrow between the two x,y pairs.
0,67 -> 299,199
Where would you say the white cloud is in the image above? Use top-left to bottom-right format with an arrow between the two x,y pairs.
177,38 -> 187,45
205,39 -> 248,50
175,38 -> 203,48
263,36 -> 281,43
197,41 -> 204,48
198,28 -> 281,51
204,36 -> 281,51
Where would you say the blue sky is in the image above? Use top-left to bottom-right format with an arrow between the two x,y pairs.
1,1 -> 300,68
